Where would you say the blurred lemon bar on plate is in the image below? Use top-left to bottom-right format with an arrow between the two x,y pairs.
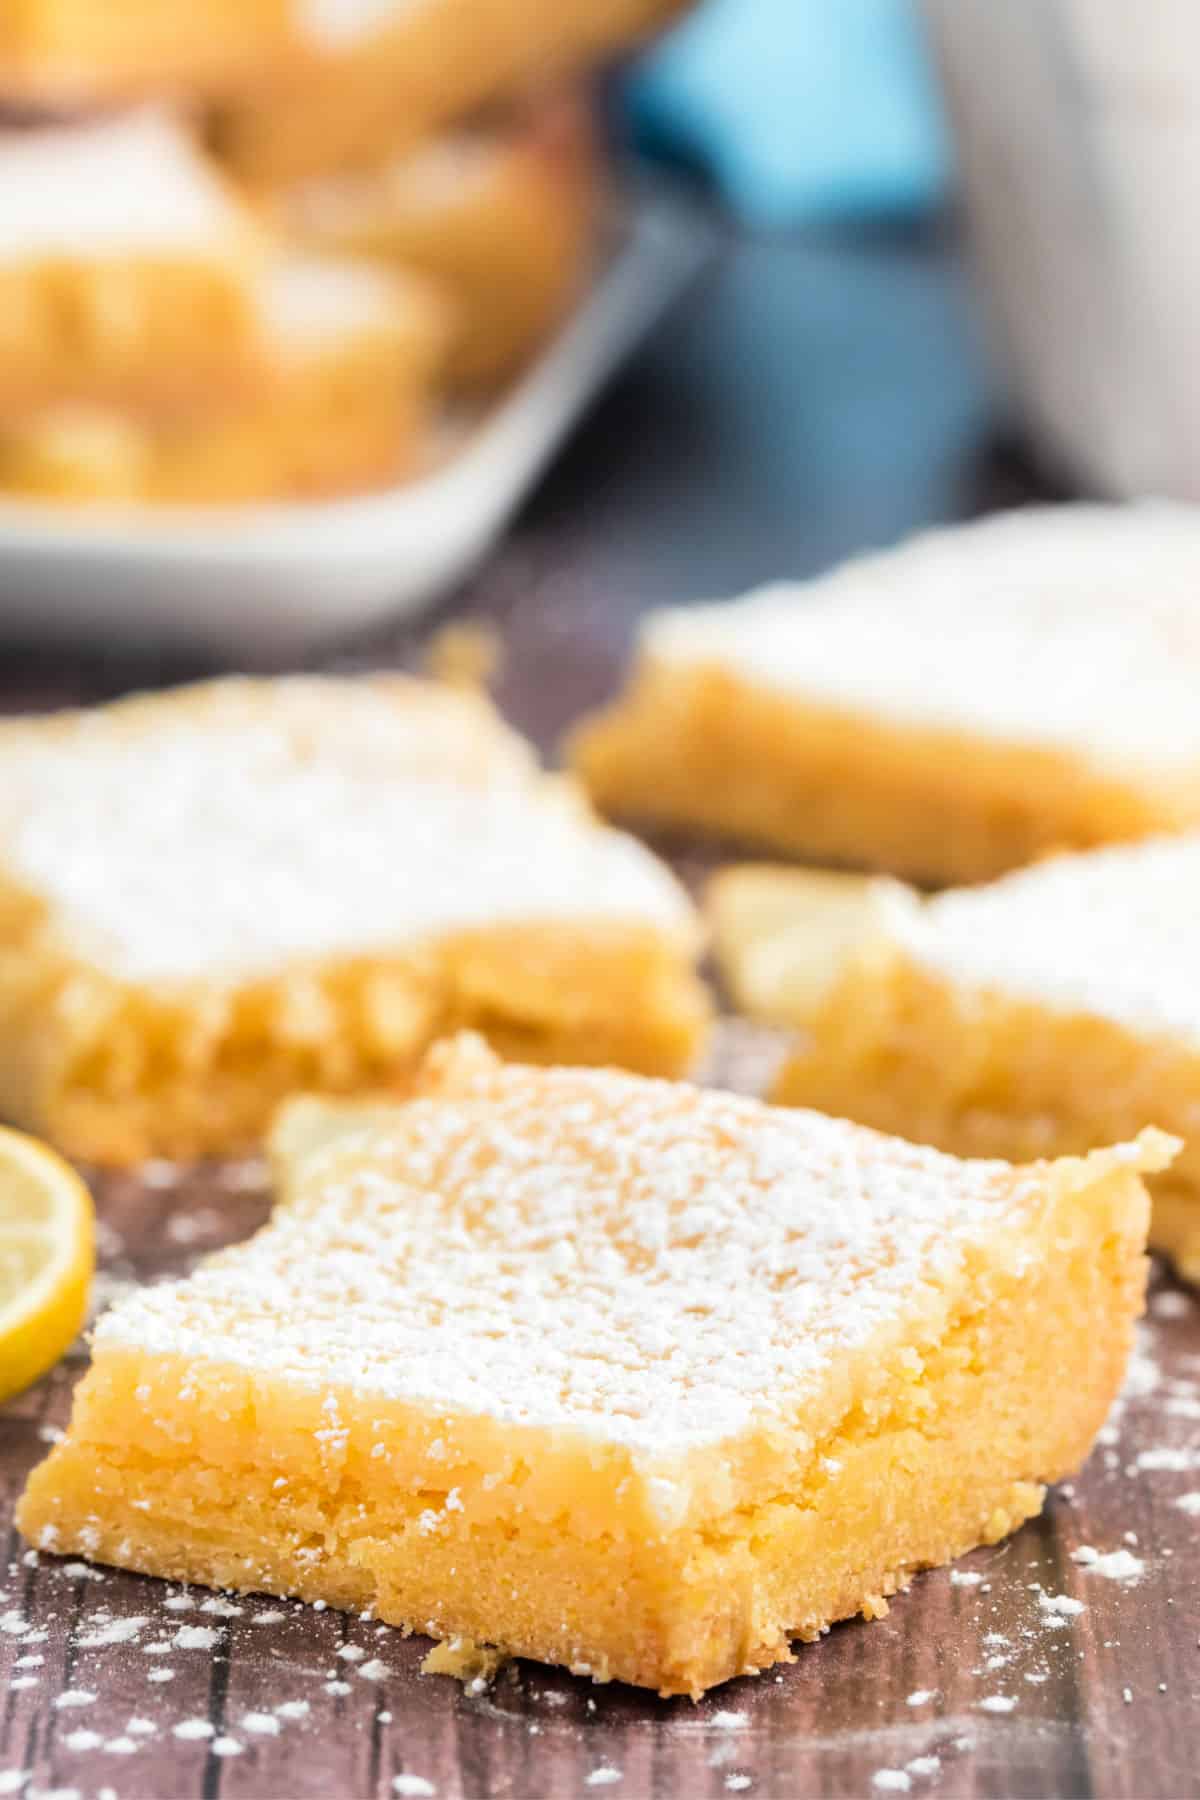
18,1035 -> 1164,1695
212,0 -> 689,187
571,505 -> 1200,886
0,110 -> 266,417
285,91 -> 600,388
0,0 -> 295,103
773,835 -> 1200,1283
0,255 -> 449,504
0,677 -> 707,1165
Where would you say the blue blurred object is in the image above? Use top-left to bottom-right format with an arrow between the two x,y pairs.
627,0 -> 950,227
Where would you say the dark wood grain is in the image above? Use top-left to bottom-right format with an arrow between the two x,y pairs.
1,224 -> 1197,1800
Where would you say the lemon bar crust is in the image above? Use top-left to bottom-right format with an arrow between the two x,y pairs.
0,679 -> 707,1163
775,838 -> 1200,1282
0,256 -> 450,505
570,508 -> 1200,885
19,1040 -> 1165,1694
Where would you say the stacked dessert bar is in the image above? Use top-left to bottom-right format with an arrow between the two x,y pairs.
0,0 -> 686,505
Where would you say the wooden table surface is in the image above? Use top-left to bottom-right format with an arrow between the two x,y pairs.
1,222 -> 1197,1800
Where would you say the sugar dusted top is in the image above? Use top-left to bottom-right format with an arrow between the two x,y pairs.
0,677 -> 695,984
902,834 -> 1200,1047
294,0 -> 411,49
643,504 -> 1200,772
97,1042 -> 1087,1457
0,111 -> 251,261
258,256 -> 425,354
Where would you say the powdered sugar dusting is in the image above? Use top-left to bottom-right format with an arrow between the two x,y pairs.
0,677 -> 695,985
1070,1547 -> 1145,1582
900,835 -> 1200,1046
644,504 -> 1200,771
90,1040 -> 1097,1458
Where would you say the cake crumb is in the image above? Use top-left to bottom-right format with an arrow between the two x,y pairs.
979,1696 -> 1017,1713
421,1637 -> 507,1687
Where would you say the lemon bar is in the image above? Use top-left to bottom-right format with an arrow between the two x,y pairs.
0,110 -> 266,419
0,0 -> 292,103
0,255 -> 449,505
774,836 -> 1200,1283
19,1036 -> 1164,1695
571,505 -> 1200,886
285,92 -> 599,388
0,679 -> 706,1165
212,0 -> 687,188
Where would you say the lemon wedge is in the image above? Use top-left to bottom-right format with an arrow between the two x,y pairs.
0,1128 -> 94,1404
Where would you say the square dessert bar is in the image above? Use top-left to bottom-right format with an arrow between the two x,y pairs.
0,256 -> 449,504
0,678 -> 706,1164
285,92 -> 599,389
0,112 -> 266,419
20,1037 -> 1165,1696
571,504 -> 1200,885
212,0 -> 688,188
774,836 -> 1200,1284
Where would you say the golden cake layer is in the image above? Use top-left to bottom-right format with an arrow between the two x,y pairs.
0,111 -> 268,419
211,0 -> 688,188
0,0 -> 293,103
19,1037 -> 1163,1695
0,679 -> 706,1164
773,836 -> 1200,1283
0,255 -> 449,504
285,91 -> 600,388
571,505 -> 1200,886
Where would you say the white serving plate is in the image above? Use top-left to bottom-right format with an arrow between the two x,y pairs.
0,190 -> 711,659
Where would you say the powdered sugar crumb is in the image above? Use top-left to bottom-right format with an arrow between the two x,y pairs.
1071,1547 -> 1145,1581
172,1624 -> 222,1650
77,1615 -> 148,1648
